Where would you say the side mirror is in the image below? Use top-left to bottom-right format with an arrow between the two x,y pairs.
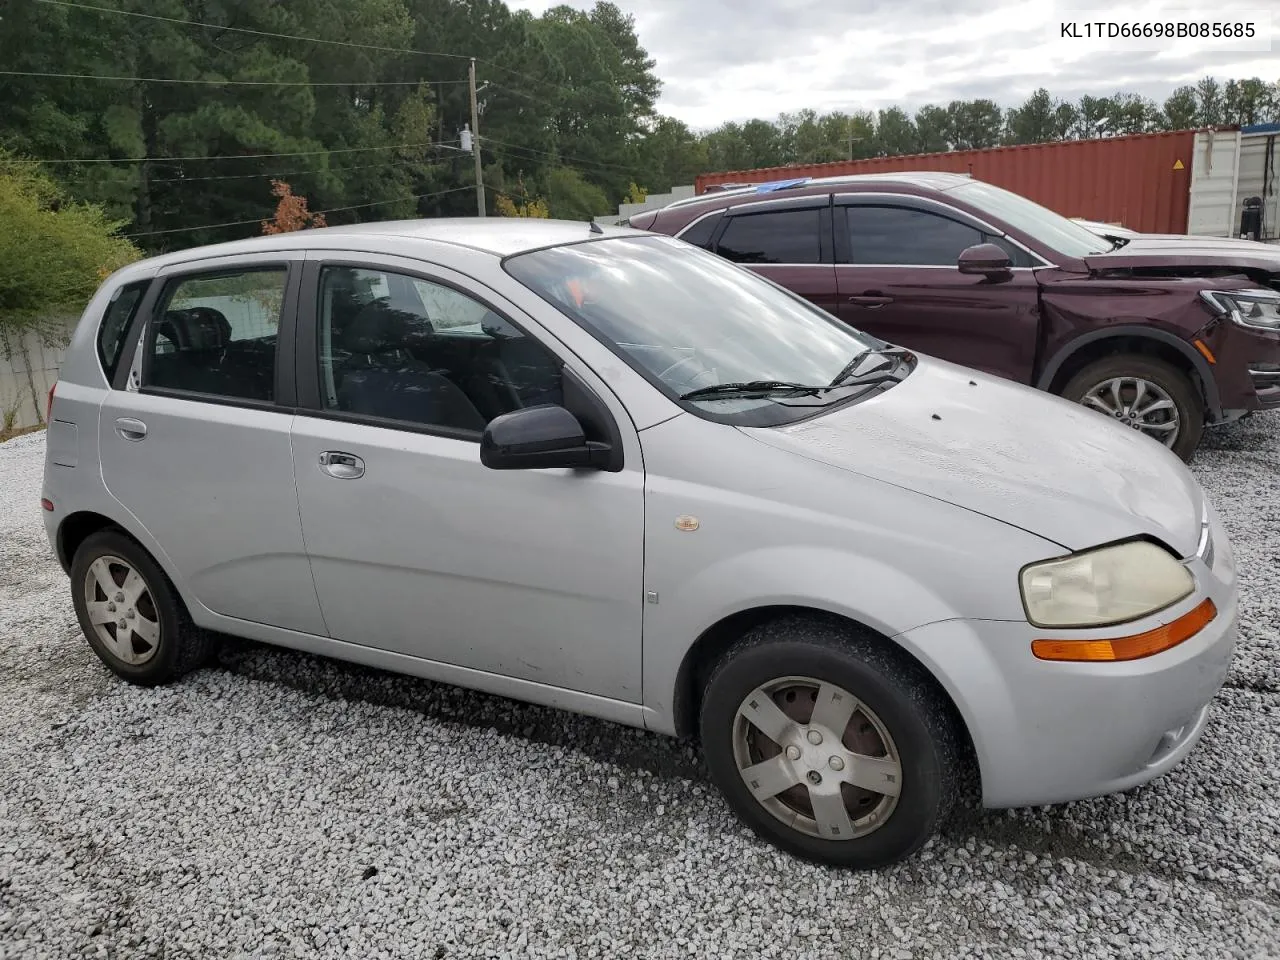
957,243 -> 1013,278
480,404 -> 611,471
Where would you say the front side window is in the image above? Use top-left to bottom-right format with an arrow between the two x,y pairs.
317,266 -> 562,434
97,280 -> 149,382
845,207 -> 984,266
145,268 -> 286,402
715,209 -> 821,264
505,236 -> 888,427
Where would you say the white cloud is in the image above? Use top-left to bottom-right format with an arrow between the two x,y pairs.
506,0 -> 1278,129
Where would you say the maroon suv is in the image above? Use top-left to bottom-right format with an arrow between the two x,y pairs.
631,173 -> 1280,460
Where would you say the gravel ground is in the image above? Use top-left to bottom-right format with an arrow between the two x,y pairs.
2,421 -> 1279,960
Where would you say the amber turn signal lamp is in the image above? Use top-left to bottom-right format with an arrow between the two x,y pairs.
1192,340 -> 1216,365
1031,599 -> 1217,663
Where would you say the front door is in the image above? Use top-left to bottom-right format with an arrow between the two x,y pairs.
98,255 -> 327,635
288,255 -> 645,702
833,202 -> 1042,383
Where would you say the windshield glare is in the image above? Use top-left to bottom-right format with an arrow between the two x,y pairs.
948,180 -> 1113,258
504,236 -> 877,423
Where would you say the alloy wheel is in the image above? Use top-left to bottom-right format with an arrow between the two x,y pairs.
1079,376 -> 1180,448
731,676 -> 901,841
83,555 -> 161,666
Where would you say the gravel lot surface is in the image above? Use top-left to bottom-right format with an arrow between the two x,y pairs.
2,421 -> 1279,960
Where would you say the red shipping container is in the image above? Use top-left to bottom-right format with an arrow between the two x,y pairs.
694,131 -> 1202,235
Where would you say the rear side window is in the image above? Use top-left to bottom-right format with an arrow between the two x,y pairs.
96,281 -> 149,382
715,209 -> 821,264
677,211 -> 724,250
144,268 -> 287,403
845,207 -> 983,265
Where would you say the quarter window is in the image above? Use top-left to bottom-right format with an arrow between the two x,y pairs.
145,268 -> 286,402
317,266 -> 562,434
715,209 -> 822,264
97,280 -> 149,382
845,207 -> 983,266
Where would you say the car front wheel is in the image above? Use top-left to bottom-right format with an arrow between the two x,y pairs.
699,616 -> 961,868
1061,354 -> 1204,462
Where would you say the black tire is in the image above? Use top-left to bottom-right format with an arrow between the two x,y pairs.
70,529 -> 211,686
1060,354 -> 1204,462
699,615 -> 960,869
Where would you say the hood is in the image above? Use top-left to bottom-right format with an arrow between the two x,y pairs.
1084,235 -> 1280,274
743,358 -> 1204,556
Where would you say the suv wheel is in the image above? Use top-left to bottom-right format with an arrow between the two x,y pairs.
1061,355 -> 1204,462
699,616 -> 960,868
70,530 -> 211,686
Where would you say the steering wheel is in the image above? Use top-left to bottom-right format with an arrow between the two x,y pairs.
658,355 -> 705,384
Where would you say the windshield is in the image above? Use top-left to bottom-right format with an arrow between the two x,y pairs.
504,235 -> 891,426
947,180 -> 1114,258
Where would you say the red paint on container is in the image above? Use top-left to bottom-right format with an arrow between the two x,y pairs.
695,130 -> 1216,234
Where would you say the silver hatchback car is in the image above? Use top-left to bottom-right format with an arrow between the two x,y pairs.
43,219 -> 1237,869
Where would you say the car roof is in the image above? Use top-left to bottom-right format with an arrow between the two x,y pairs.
660,171 -> 973,213
132,218 -> 640,272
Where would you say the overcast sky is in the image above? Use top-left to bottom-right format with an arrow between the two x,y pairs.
507,0 -> 1279,129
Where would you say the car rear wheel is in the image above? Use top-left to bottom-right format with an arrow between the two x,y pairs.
699,616 -> 960,868
1061,355 -> 1203,462
70,529 -> 211,686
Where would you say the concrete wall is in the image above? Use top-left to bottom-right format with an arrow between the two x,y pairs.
595,184 -> 696,225
0,319 -> 76,433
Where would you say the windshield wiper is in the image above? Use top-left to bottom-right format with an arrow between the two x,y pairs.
679,380 -> 831,401
828,345 -> 915,388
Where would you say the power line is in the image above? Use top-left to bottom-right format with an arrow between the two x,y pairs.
0,70 -> 469,88
11,140 -> 442,166
119,185 -> 475,238
144,150 -> 458,185
35,0 -> 476,63
34,1 -> 572,103
485,137 -> 637,175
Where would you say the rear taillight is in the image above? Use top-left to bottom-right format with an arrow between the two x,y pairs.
46,382 -> 56,422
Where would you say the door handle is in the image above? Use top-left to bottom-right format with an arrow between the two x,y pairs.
318,451 -> 365,480
115,417 -> 148,441
848,295 -> 893,308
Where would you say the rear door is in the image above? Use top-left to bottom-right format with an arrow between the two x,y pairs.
708,195 -> 839,316
833,197 -> 1042,383
98,252 -> 326,635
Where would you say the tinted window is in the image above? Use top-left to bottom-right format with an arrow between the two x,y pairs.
145,269 -> 286,402
845,207 -> 984,266
985,234 -> 1036,268
317,266 -> 562,433
678,211 -> 723,250
97,281 -> 149,382
716,209 -> 821,264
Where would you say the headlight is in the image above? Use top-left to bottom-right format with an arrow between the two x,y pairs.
1020,540 -> 1195,628
1200,288 -> 1280,331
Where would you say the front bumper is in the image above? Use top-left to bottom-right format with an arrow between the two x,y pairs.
898,509 -> 1238,809
1202,316 -> 1280,418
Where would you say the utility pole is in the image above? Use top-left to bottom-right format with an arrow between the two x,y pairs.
468,57 -> 485,217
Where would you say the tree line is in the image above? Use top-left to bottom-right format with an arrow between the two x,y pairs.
1,0 -> 1278,261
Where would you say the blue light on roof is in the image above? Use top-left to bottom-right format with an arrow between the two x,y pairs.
754,177 -> 811,193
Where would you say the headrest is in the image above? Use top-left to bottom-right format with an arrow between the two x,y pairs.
343,298 -> 434,354
160,307 -> 230,351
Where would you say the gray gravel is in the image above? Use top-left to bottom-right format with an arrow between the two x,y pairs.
2,419 -> 1279,960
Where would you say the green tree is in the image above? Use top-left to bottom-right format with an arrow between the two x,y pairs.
874,107 -> 918,157
1195,77 -> 1224,126
1161,87 -> 1198,130
913,105 -> 952,153
0,156 -> 140,344
543,166 -> 609,220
